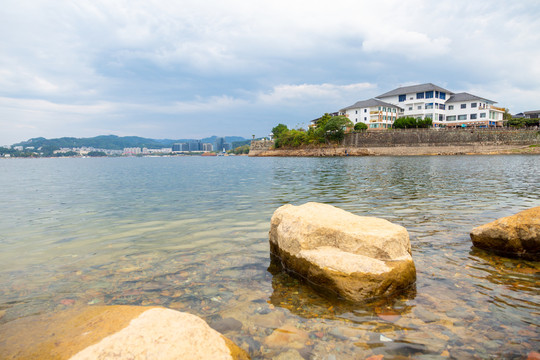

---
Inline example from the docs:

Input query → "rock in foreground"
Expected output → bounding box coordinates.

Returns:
[471,207,540,260]
[0,305,248,360]
[269,202,416,302]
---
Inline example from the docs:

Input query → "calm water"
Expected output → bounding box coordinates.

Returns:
[0,156,538,359]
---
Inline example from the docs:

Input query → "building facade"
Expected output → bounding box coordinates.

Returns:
[341,83,505,129]
[340,99,402,129]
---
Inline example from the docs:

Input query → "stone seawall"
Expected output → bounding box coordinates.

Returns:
[249,139,275,156]
[343,129,540,147]
[249,129,540,157]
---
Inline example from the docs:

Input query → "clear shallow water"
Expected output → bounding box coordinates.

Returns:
[0,156,538,359]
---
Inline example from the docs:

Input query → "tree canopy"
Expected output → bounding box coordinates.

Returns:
[393,116,432,129]
[272,114,353,148]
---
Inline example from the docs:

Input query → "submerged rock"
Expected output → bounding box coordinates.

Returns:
[269,202,416,302]
[470,207,540,260]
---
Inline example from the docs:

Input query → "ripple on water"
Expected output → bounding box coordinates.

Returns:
[0,156,539,359]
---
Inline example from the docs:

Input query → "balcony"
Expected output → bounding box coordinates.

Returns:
[490,105,505,112]
[370,111,380,114]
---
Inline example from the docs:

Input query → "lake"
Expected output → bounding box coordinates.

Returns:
[0,155,538,359]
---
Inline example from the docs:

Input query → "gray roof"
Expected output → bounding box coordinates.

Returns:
[340,98,402,112]
[445,92,495,104]
[523,110,540,114]
[376,83,453,98]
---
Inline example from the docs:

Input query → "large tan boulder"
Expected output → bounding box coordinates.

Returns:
[470,207,540,260]
[269,202,416,302]
[0,305,249,360]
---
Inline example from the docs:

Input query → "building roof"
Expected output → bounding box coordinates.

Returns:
[376,83,454,98]
[340,98,402,112]
[445,92,496,104]
[523,110,540,115]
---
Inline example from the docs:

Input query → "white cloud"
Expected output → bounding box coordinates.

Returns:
[1,0,539,144]
[257,83,376,105]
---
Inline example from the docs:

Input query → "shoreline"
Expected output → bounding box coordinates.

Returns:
[249,144,540,157]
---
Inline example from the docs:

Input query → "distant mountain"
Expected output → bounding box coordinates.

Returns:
[13,135,247,151]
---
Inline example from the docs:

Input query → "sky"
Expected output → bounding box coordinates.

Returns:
[1,0,540,145]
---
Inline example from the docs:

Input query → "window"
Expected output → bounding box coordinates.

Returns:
[383,107,387,112]
[438,104,445,110]
[425,103,434,109]
[439,114,444,121]
[461,104,466,109]
[447,116,456,121]
[364,117,367,121]
[458,115,467,120]
[471,102,477,108]
[440,92,446,100]
[378,106,381,110]
[426,91,434,99]
[448,105,454,110]
[418,106,422,110]
[435,91,439,98]
[355,110,358,114]
[398,94,406,102]
[364,109,367,113]
[417,92,424,99]
[409,107,413,111]
[470,114,477,119]
[480,113,486,118]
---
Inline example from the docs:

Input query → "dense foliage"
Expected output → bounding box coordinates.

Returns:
[230,144,250,154]
[272,114,353,148]
[393,116,433,129]
[505,118,539,128]
[354,122,368,131]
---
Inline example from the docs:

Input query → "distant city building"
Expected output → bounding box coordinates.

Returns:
[123,147,141,155]
[188,140,202,152]
[172,143,189,152]
[215,137,231,152]
[146,148,172,154]
[202,143,213,152]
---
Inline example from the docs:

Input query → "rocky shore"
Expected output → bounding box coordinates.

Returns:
[249,144,540,157]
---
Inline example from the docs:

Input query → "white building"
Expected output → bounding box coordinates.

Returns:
[341,83,505,129]
[340,99,402,129]
[123,147,142,155]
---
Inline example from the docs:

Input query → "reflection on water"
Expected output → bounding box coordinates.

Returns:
[0,156,539,359]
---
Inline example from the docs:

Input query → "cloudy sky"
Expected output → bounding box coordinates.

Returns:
[1,0,539,145]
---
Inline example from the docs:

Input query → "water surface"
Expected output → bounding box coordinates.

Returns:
[0,156,538,359]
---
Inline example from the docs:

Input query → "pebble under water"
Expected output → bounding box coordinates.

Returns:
[0,156,538,359]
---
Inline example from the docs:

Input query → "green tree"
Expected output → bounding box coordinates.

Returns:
[324,116,353,143]
[394,116,432,129]
[354,122,368,131]
[271,124,289,138]
[87,151,107,157]
[503,108,512,120]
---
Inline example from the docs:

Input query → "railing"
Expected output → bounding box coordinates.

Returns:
[490,105,506,112]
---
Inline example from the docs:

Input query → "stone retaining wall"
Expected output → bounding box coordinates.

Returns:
[343,129,540,148]
[249,129,540,156]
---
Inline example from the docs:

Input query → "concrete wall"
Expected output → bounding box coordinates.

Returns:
[343,129,540,148]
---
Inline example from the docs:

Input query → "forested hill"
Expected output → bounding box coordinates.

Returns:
[13,135,246,150]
